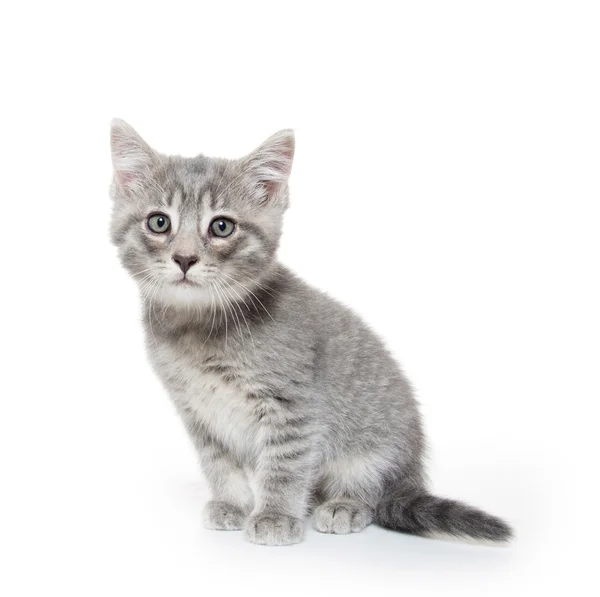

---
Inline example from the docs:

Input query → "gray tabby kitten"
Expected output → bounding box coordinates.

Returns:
[109,120,512,546]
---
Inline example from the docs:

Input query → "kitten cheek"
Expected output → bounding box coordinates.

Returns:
[209,240,236,260]
[140,234,170,257]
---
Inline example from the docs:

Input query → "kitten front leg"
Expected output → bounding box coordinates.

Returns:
[180,411,253,530]
[246,417,315,546]
[200,441,253,531]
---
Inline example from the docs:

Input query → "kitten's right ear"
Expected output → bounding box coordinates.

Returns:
[110,119,158,197]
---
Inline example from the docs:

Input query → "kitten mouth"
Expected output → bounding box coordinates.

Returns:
[176,278,198,287]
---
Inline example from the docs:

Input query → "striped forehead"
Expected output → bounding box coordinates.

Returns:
[159,160,232,212]
[158,182,207,216]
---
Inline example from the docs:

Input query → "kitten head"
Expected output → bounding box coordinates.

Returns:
[109,119,294,308]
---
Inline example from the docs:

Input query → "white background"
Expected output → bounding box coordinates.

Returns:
[1,1,599,595]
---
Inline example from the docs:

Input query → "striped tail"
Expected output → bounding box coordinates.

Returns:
[376,485,512,542]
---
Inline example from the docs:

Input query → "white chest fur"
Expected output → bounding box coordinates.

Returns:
[151,340,262,461]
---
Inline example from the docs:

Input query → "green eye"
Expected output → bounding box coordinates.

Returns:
[210,218,235,238]
[147,213,171,233]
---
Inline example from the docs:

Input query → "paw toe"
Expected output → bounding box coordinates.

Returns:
[314,501,373,534]
[246,513,304,546]
[203,501,246,531]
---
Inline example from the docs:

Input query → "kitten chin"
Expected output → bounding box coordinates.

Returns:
[152,282,215,308]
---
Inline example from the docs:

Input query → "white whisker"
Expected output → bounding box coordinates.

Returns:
[220,272,276,323]
[215,279,244,346]
[221,279,256,349]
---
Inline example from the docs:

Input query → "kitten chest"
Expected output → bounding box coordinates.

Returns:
[151,339,262,461]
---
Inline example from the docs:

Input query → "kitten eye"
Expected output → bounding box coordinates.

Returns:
[210,217,235,238]
[147,213,171,233]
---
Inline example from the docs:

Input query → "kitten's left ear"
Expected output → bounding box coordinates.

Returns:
[243,129,295,204]
[110,119,158,197]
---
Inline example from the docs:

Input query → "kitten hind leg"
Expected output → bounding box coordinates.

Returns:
[313,453,386,534]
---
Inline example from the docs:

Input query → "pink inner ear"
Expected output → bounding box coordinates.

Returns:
[279,147,294,175]
[110,120,156,194]
[261,153,292,200]
[114,167,141,196]
[116,170,136,186]
[263,180,279,199]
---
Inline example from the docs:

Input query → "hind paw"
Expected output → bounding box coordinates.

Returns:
[313,500,374,534]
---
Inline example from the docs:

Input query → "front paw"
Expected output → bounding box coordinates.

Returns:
[246,512,304,546]
[203,501,247,531]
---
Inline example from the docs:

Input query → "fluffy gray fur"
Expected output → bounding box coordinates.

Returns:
[109,120,512,546]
